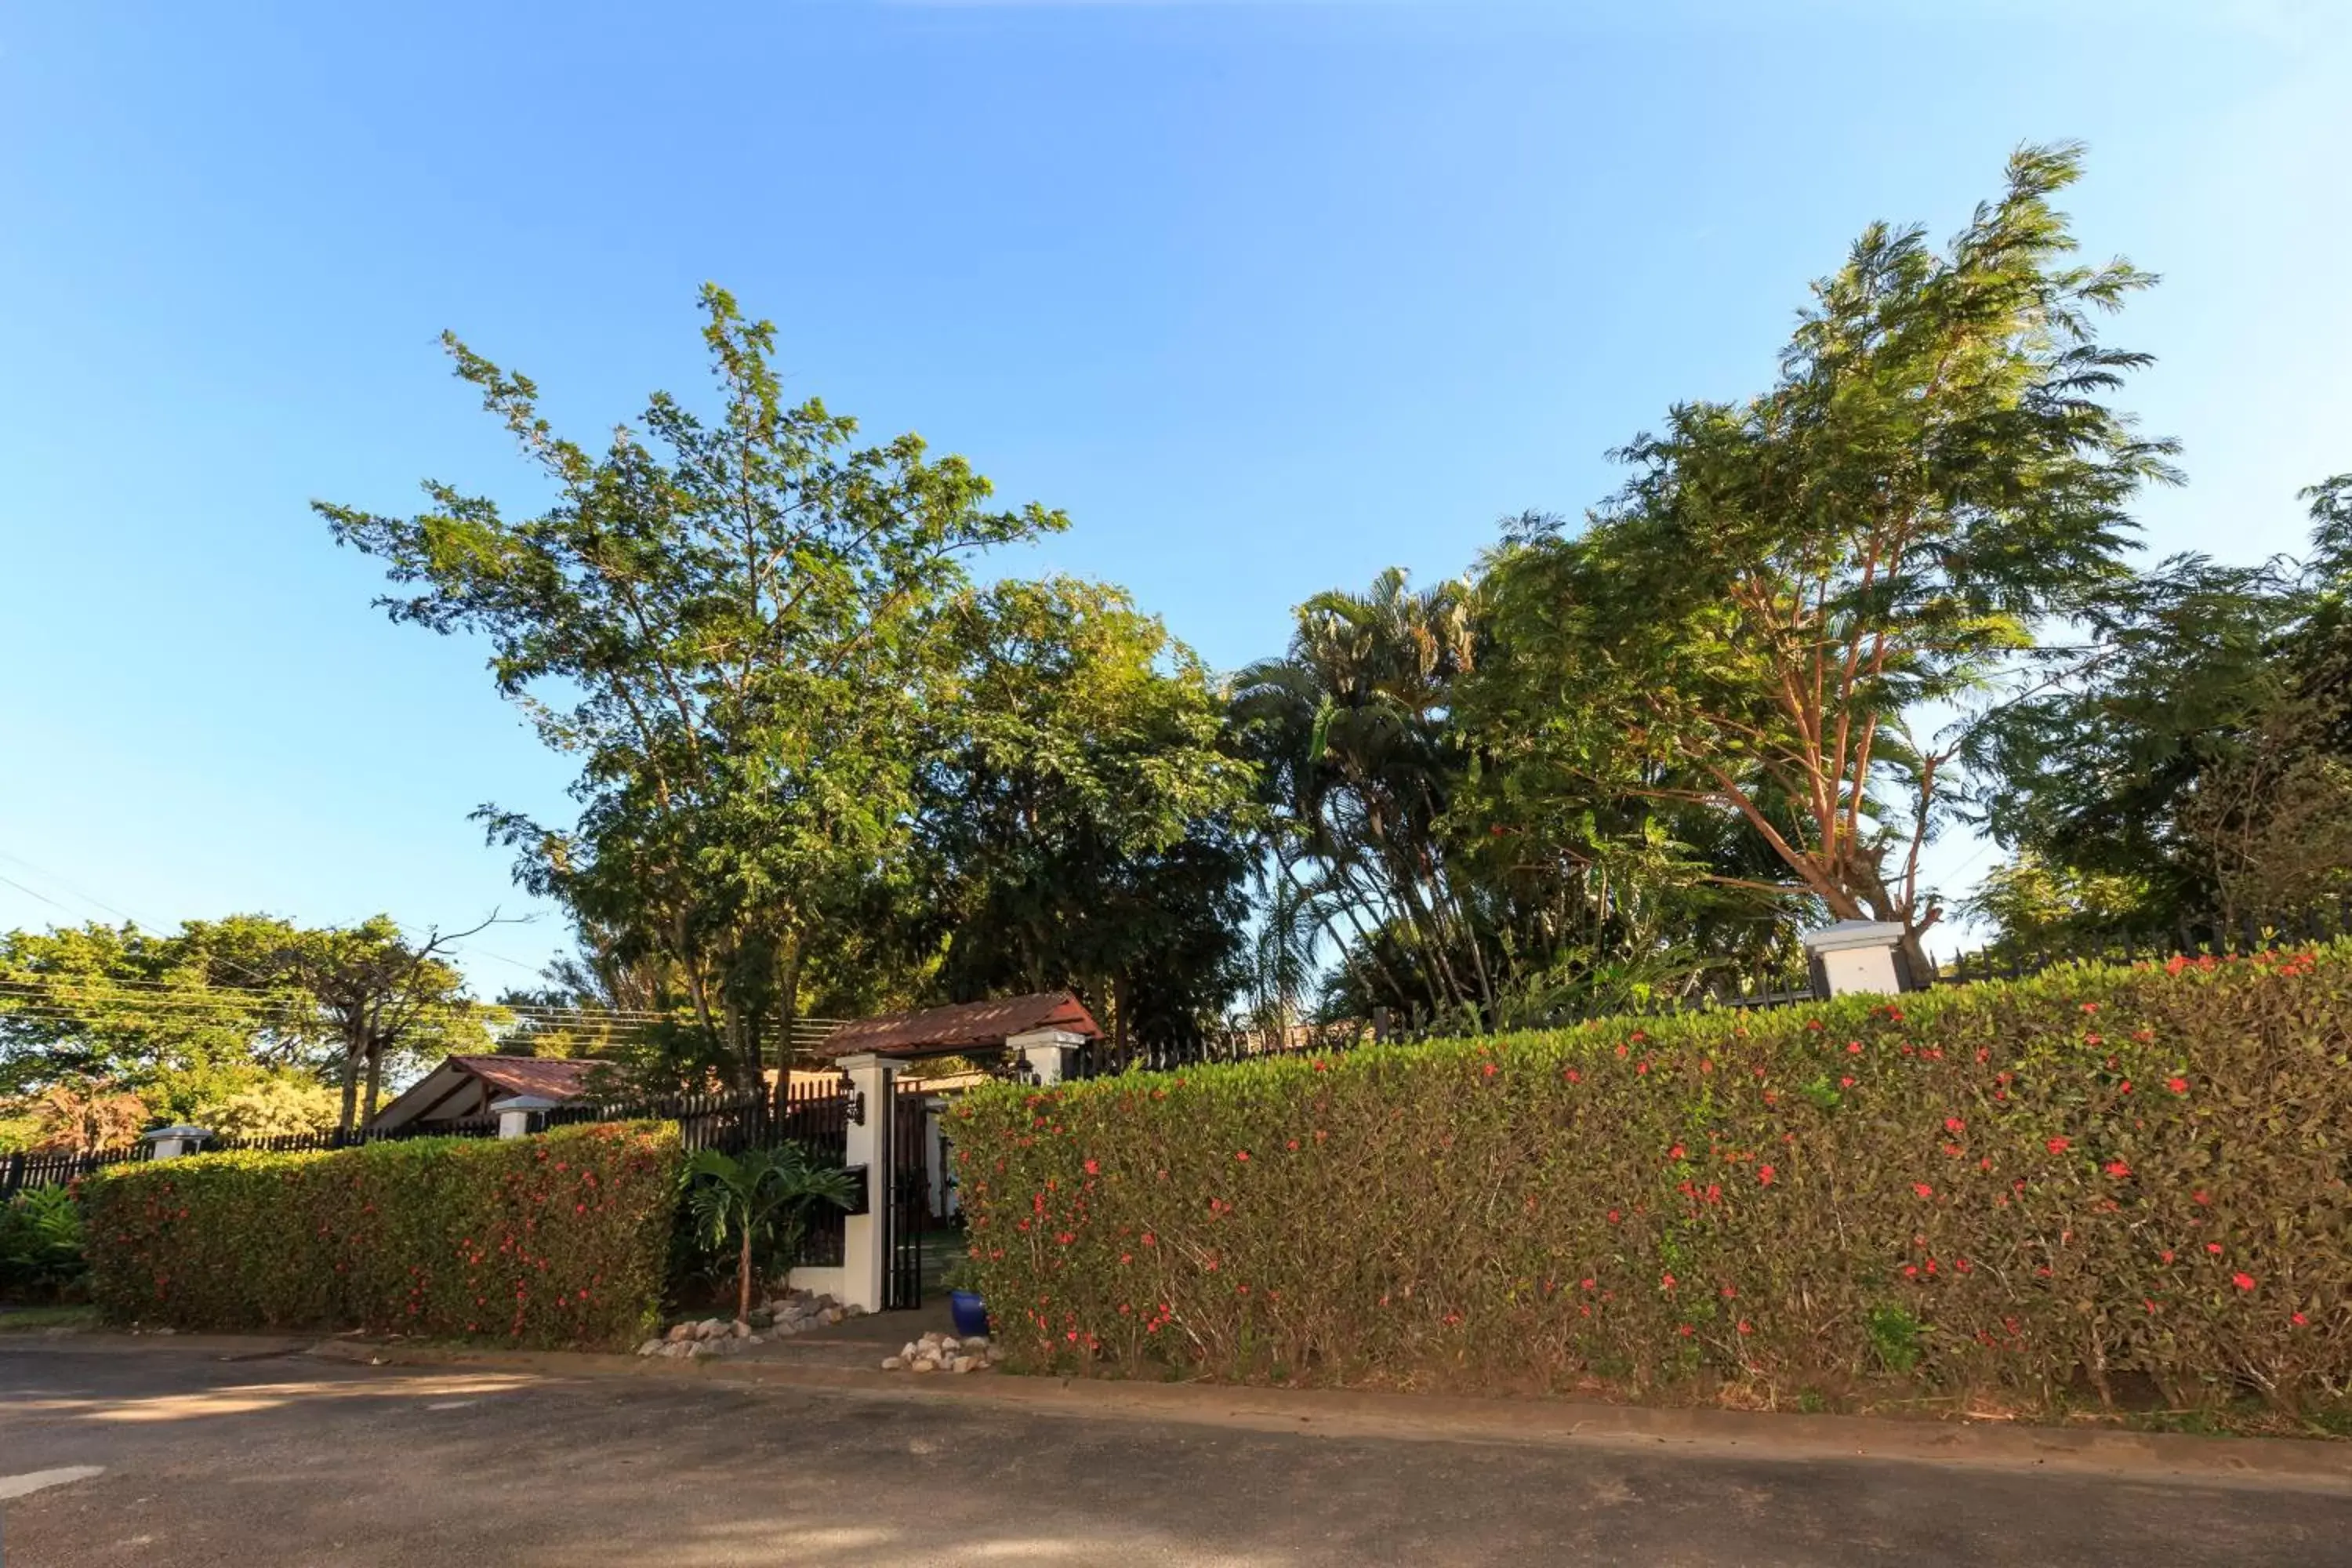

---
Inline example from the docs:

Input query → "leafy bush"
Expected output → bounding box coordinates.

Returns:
[678,1144,857,1321]
[80,1122,681,1346]
[954,946,2352,1417]
[0,1186,86,1300]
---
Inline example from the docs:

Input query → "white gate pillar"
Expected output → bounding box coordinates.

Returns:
[1802,920,1915,998]
[143,1124,212,1160]
[838,1053,896,1314]
[1007,1028,1084,1086]
[489,1094,559,1139]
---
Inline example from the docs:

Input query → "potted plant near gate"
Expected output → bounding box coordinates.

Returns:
[941,1256,989,1338]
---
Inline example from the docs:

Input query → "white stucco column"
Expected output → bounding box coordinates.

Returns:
[489,1094,559,1139]
[1007,1028,1084,1086]
[922,1096,949,1219]
[837,1052,895,1314]
[142,1124,212,1160]
[1802,921,1913,998]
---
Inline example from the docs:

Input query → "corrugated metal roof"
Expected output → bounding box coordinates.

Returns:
[819,991,1101,1060]
[445,1054,605,1101]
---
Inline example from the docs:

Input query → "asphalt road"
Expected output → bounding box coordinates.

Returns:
[3,1342,2348,1567]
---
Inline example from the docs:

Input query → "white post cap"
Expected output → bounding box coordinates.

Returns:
[1800,920,1908,955]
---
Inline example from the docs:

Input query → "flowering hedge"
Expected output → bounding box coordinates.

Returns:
[953,947,2352,1417]
[80,1122,681,1347]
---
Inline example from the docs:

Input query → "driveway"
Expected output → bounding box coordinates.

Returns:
[2,1341,2347,1566]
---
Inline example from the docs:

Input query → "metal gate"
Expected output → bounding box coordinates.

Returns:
[881,1079,929,1310]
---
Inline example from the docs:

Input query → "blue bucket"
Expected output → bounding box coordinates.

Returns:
[949,1289,989,1338]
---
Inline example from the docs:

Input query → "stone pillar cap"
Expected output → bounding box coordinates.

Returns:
[143,1123,212,1142]
[1800,920,1908,954]
[488,1094,562,1113]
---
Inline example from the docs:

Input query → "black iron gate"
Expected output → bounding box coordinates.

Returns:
[881,1078,929,1310]
[884,1167,926,1309]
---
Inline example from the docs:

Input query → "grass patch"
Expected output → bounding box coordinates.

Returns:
[0,1303,98,1332]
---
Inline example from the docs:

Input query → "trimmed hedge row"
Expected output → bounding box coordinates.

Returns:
[954,947,2352,1416]
[81,1122,681,1347]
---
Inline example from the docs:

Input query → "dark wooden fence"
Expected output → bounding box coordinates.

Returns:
[1,1143,149,1200]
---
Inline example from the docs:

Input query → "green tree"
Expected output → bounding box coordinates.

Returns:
[1470,143,2177,962]
[0,918,318,1119]
[0,914,485,1135]
[193,1072,342,1140]
[240,915,485,1134]
[1965,470,2352,931]
[1955,854,2154,957]
[1229,568,1487,1019]
[680,1144,856,1323]
[322,285,1065,1087]
[910,577,1256,1059]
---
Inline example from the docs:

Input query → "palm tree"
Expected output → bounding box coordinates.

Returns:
[1231,568,1488,1018]
[681,1144,857,1323]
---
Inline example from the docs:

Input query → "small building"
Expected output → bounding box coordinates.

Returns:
[818,990,1102,1066]
[370,1055,606,1131]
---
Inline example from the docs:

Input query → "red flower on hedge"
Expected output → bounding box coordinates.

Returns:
[2207,1242,2223,1254]
[2103,1161,2131,1179]
[1083,1160,1099,1175]
[1668,1144,1686,1160]
[1757,1164,1775,1185]
[2233,1273,2256,1291]
[2166,1077,2188,1094]
[1913,1183,1933,1199]
[2046,1137,2070,1153]
[1944,1117,1965,1134]
[1235,1150,1249,1162]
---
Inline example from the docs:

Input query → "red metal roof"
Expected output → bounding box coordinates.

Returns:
[444,1054,604,1101]
[820,991,1101,1060]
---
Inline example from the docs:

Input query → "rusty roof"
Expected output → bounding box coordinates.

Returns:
[444,1054,605,1101]
[820,991,1101,1060]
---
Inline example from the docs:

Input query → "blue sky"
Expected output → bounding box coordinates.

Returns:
[3,1,2347,986]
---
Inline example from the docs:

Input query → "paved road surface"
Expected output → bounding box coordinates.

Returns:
[3,1342,2347,1566]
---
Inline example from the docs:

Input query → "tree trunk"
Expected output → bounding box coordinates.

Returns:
[336,1036,361,1137]
[361,1044,386,1127]
[738,1223,754,1323]
[771,931,804,1080]
[1112,971,1131,1073]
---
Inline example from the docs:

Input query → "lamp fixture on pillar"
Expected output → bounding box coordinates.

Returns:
[841,1067,866,1127]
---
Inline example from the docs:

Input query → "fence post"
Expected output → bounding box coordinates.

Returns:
[1007,1028,1083,1086]
[141,1124,213,1160]
[490,1095,558,1139]
[1800,921,1913,998]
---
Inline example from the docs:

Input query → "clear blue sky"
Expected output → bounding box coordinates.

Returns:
[4,1,2347,986]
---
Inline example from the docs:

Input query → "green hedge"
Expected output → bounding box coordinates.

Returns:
[954,947,2352,1417]
[81,1122,681,1347]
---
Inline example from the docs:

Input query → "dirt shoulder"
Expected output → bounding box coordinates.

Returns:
[22,1326,2349,1496]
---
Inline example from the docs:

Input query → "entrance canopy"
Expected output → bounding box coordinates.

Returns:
[819,990,1101,1063]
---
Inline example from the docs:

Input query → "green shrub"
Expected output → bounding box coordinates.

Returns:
[953,946,2352,1417]
[80,1122,681,1347]
[0,1186,87,1300]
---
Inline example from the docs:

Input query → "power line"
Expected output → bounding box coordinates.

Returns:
[0,872,83,919]
[0,971,680,1018]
